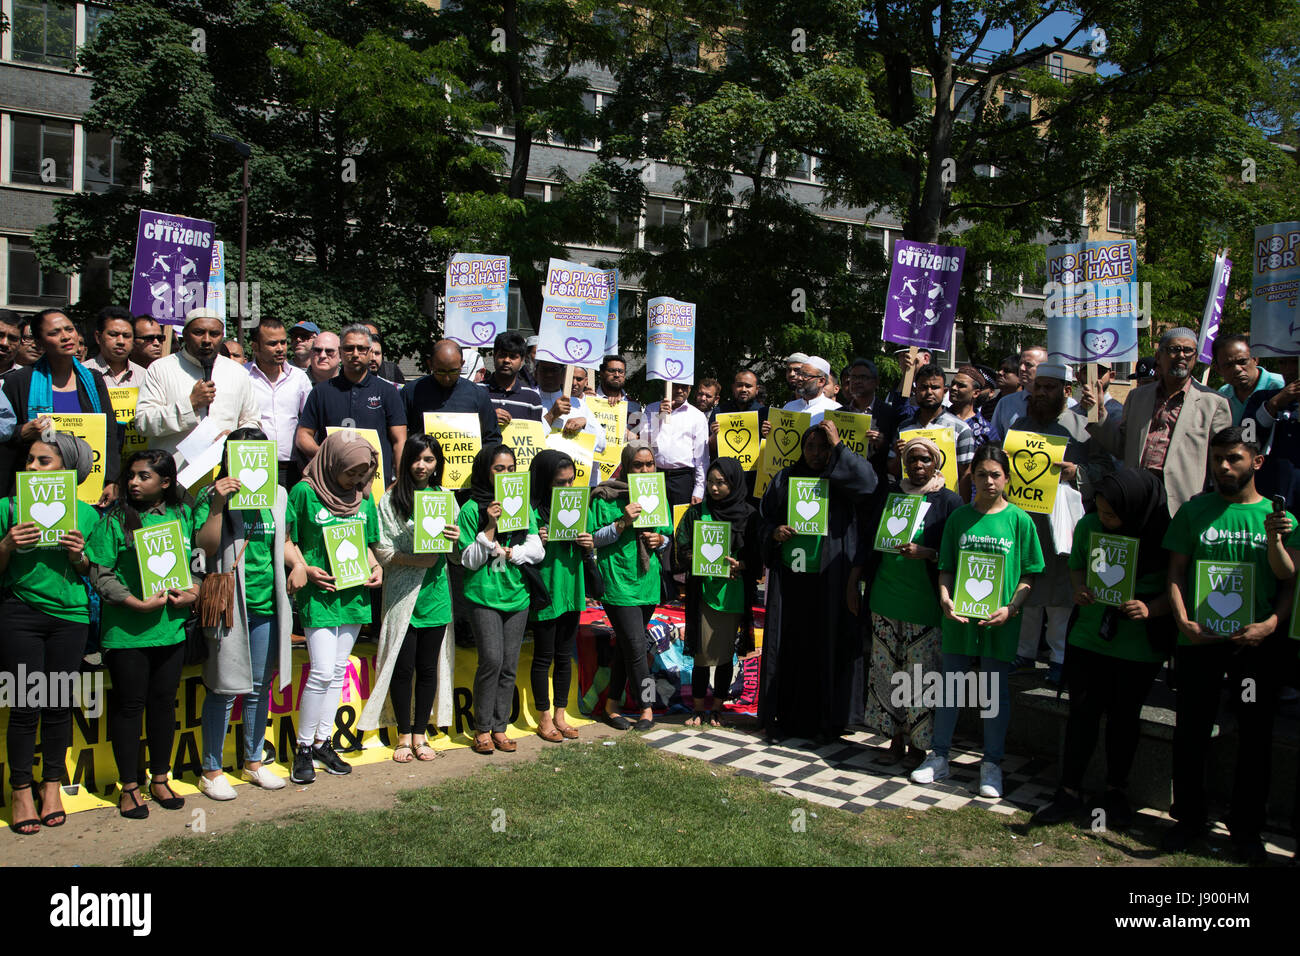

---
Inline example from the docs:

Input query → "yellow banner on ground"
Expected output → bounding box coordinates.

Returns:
[715,410,760,472]
[422,412,481,488]
[546,430,597,486]
[50,413,107,504]
[326,426,388,502]
[1003,429,1069,514]
[106,386,148,461]
[898,426,958,492]
[501,419,548,473]
[824,409,873,460]
[753,408,811,499]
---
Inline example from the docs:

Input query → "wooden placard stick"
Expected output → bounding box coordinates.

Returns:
[1086,362,1099,422]
[899,346,919,398]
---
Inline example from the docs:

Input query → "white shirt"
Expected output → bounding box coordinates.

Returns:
[247,361,313,462]
[136,348,261,468]
[538,389,607,453]
[85,355,148,387]
[639,400,709,499]
[783,394,842,425]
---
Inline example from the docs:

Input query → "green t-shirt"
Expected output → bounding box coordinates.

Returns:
[869,504,940,627]
[590,495,671,607]
[458,498,538,612]
[85,503,194,649]
[699,504,744,615]
[411,560,452,627]
[1066,512,1165,663]
[286,481,379,627]
[0,496,98,623]
[192,491,276,617]
[938,502,1045,661]
[1163,494,1291,646]
[533,505,585,621]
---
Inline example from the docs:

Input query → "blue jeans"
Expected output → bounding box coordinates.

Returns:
[931,653,1013,766]
[201,614,277,772]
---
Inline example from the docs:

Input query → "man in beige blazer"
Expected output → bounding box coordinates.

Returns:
[1078,327,1231,515]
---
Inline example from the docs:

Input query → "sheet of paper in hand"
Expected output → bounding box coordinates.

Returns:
[226,440,277,510]
[873,493,926,553]
[1087,532,1138,606]
[1194,560,1254,636]
[16,470,77,547]
[786,477,829,536]
[413,489,455,554]
[134,520,193,597]
[692,519,731,578]
[493,472,530,534]
[629,472,670,528]
[547,486,589,542]
[323,521,369,590]
[953,550,1004,620]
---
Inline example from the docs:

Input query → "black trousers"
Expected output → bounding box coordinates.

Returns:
[1,599,88,788]
[605,604,655,711]
[663,467,695,507]
[531,610,580,712]
[1060,645,1161,793]
[389,624,447,734]
[692,662,734,706]
[106,642,186,785]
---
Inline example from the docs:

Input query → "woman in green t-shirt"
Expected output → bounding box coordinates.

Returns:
[529,449,594,743]
[0,432,98,834]
[85,449,198,819]
[361,434,460,763]
[911,444,1044,799]
[459,444,545,755]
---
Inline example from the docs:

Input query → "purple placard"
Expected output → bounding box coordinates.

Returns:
[882,239,966,352]
[1197,253,1233,365]
[129,209,216,326]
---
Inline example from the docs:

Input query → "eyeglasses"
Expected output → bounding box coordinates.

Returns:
[1163,346,1196,357]
[341,344,369,353]
[311,347,338,356]
[138,334,165,343]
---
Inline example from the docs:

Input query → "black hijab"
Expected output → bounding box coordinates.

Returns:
[790,424,836,478]
[468,443,523,544]
[1093,468,1169,577]
[704,456,755,551]
[529,449,575,525]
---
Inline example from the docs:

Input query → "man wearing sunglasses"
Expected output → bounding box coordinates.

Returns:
[307,331,341,384]
[131,316,166,368]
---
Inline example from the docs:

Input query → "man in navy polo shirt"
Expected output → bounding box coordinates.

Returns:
[403,338,501,446]
[296,323,407,482]
[484,331,544,424]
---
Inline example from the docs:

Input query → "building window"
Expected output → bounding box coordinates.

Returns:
[7,239,71,307]
[10,115,75,188]
[523,180,546,202]
[913,74,932,100]
[84,4,113,45]
[11,1,76,66]
[644,197,684,252]
[1004,92,1031,120]
[688,207,728,248]
[1108,188,1138,233]
[506,286,533,332]
[81,254,113,301]
[83,131,137,192]
[849,226,885,276]
[954,82,978,123]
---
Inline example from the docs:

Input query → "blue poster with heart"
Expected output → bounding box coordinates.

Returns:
[1044,239,1139,364]
[444,253,510,348]
[645,296,696,384]
[1249,222,1300,357]
[536,258,612,367]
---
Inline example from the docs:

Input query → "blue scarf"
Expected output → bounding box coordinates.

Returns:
[28,356,103,416]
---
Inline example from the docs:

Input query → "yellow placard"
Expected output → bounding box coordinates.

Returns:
[325,426,388,503]
[500,419,548,473]
[753,408,812,499]
[545,430,596,486]
[898,426,959,492]
[50,413,107,504]
[422,412,481,489]
[824,409,873,460]
[587,400,627,473]
[107,386,148,461]
[715,410,760,472]
[1003,429,1069,514]
[672,502,689,532]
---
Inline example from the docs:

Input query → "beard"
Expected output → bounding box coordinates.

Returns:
[1214,469,1255,495]
[1167,363,1190,380]
[1028,395,1066,421]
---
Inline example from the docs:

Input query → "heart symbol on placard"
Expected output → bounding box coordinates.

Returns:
[772,427,800,457]
[334,538,360,563]
[886,515,909,537]
[795,499,821,521]
[147,552,176,578]
[564,337,592,362]
[1207,591,1242,619]
[1082,328,1118,357]
[1011,449,1052,485]
[30,501,66,529]
[723,427,751,454]
[663,358,683,379]
[557,508,580,528]
[422,516,446,539]
[238,467,269,493]
[471,321,495,344]
[1097,563,1125,587]
[637,494,660,515]
[700,543,724,563]
[502,495,523,517]
[963,578,994,602]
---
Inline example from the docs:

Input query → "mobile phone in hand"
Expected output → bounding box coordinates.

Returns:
[1272,495,1286,514]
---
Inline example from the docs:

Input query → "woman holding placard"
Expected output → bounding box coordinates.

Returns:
[193,427,306,800]
[460,443,546,754]
[85,449,198,819]
[591,441,673,731]
[850,436,963,769]
[910,444,1044,799]
[528,449,594,742]
[673,456,761,728]
[0,432,97,833]
[286,431,383,784]
[361,434,459,763]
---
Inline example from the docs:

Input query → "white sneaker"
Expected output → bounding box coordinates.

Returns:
[910,753,950,785]
[241,765,286,790]
[198,773,237,801]
[979,762,1003,798]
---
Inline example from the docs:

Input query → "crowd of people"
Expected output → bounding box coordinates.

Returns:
[0,304,1297,866]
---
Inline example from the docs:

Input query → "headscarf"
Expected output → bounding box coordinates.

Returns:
[468,443,514,509]
[302,431,377,517]
[529,449,575,525]
[1093,468,1169,577]
[790,425,835,478]
[49,430,94,485]
[703,456,754,551]
[899,436,948,495]
[955,364,987,390]
[593,440,653,500]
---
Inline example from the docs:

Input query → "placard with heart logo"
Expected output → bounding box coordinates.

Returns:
[645,295,696,386]
[226,440,279,510]
[323,521,370,589]
[1086,532,1139,606]
[1003,430,1069,515]
[691,519,731,578]
[629,472,671,528]
[753,409,813,501]
[872,493,926,554]
[897,426,958,493]
[952,550,1005,620]
[546,486,590,542]
[535,257,610,370]
[787,477,829,536]
[17,470,77,547]
[414,489,456,553]
[444,252,510,350]
[493,472,530,534]
[1194,560,1254,636]
[133,519,194,597]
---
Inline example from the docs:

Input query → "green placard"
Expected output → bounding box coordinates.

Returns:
[1194,559,1254,637]
[873,493,925,553]
[952,549,1004,620]
[494,472,530,534]
[1086,532,1139,606]
[16,470,77,548]
[323,521,369,590]
[413,489,455,554]
[547,486,589,542]
[692,519,731,578]
[227,440,278,510]
[629,472,670,528]
[787,477,829,536]
[133,520,194,597]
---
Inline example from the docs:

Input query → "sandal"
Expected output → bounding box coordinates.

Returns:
[118,784,149,820]
[38,781,66,828]
[536,725,563,742]
[708,709,724,727]
[555,722,580,739]
[685,712,704,727]
[150,778,185,811]
[492,734,517,753]
[471,734,494,755]
[392,743,415,764]
[413,742,437,761]
[8,784,40,835]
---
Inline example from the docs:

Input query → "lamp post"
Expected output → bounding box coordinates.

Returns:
[210,132,251,348]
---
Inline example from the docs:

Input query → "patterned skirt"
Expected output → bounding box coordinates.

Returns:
[862,613,942,750]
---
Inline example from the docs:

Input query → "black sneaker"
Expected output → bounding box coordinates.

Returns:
[1031,788,1084,826]
[312,740,352,775]
[290,747,316,785]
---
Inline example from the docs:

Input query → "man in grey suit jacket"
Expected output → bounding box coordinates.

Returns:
[1078,327,1231,515]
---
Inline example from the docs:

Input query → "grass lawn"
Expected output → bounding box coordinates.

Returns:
[128,736,1233,867]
